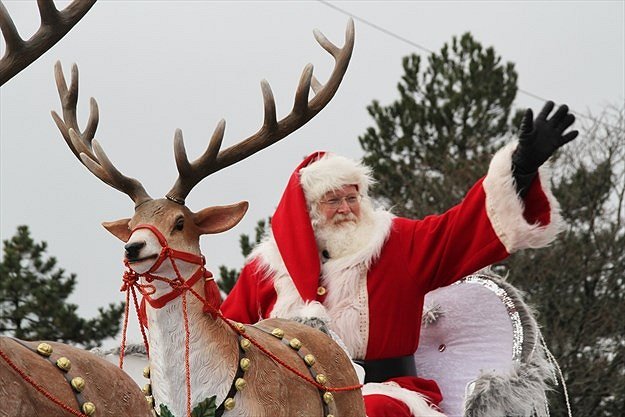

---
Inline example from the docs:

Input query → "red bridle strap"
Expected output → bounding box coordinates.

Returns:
[141,268,209,309]
[123,223,217,316]
[133,224,205,273]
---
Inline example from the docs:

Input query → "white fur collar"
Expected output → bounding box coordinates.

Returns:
[251,209,394,284]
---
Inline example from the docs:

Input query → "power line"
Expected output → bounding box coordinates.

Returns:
[318,0,434,55]
[316,0,618,129]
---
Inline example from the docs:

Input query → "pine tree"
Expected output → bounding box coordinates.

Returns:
[359,32,519,217]
[0,225,124,348]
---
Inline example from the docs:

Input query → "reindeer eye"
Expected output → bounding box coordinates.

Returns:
[174,217,184,231]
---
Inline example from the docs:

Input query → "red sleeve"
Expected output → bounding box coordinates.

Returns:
[221,259,263,324]
[397,178,510,292]
[522,175,551,225]
[221,257,278,323]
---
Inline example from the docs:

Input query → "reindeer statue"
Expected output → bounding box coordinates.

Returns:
[50,19,365,417]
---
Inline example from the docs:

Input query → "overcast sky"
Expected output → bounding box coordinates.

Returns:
[1,0,623,347]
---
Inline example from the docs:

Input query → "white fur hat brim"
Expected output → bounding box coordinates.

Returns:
[299,153,373,203]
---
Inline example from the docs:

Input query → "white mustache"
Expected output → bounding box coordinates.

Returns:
[332,212,358,225]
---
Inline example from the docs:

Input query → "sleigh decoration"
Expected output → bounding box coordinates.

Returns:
[415,271,568,417]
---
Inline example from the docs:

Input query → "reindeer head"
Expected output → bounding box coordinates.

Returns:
[51,20,354,274]
[104,199,248,275]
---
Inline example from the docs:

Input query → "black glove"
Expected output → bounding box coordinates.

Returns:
[512,101,579,196]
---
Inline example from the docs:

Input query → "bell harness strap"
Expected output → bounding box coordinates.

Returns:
[10,338,89,413]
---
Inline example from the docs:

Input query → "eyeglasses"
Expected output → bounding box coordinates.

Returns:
[319,194,362,209]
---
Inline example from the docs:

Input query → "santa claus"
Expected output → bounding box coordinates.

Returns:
[221,101,578,416]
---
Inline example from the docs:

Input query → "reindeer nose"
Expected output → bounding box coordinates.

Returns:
[124,241,146,260]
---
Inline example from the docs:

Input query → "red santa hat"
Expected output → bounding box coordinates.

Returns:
[271,152,373,302]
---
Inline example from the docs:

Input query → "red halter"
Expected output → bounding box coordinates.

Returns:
[121,224,221,327]
[118,223,223,417]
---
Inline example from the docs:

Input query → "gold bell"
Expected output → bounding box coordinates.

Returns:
[56,357,71,372]
[36,342,53,357]
[234,322,246,333]
[142,383,152,396]
[240,357,251,371]
[323,392,334,404]
[145,396,155,407]
[142,366,150,379]
[224,398,236,411]
[316,374,328,385]
[235,377,247,391]
[271,328,284,339]
[304,354,316,366]
[289,338,302,350]
[82,402,96,416]
[327,415,335,417]
[240,338,251,351]
[70,377,85,392]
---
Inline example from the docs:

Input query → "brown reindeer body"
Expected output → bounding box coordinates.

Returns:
[238,318,364,416]
[0,337,152,417]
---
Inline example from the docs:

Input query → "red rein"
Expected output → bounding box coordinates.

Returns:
[119,224,362,417]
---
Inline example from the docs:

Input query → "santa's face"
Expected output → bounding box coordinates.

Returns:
[318,185,361,224]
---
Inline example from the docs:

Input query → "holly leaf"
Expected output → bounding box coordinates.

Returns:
[159,404,176,417]
[191,396,217,417]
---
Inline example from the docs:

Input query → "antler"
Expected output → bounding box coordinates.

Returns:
[51,61,152,206]
[165,19,355,204]
[0,0,97,86]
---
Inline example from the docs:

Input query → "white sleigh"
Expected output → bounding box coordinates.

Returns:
[415,271,560,417]
[99,271,563,417]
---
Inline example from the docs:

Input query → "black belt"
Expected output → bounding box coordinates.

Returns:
[354,355,417,383]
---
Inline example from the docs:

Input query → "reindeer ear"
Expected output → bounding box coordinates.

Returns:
[102,218,132,242]
[193,201,249,235]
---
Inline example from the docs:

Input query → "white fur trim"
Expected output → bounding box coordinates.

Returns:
[298,300,332,322]
[251,209,394,359]
[483,141,564,253]
[363,382,446,417]
[320,209,393,358]
[299,153,374,203]
[320,209,393,272]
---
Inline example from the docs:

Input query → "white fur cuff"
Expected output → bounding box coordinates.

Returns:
[482,141,564,253]
[296,301,331,322]
[363,382,446,416]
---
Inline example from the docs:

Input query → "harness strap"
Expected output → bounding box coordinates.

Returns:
[132,223,205,274]
[141,268,207,309]
[10,338,88,412]
[214,333,247,417]
[255,325,332,416]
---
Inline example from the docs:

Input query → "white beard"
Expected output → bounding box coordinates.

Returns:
[313,200,377,259]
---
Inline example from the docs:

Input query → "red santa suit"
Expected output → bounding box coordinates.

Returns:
[221,143,562,416]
